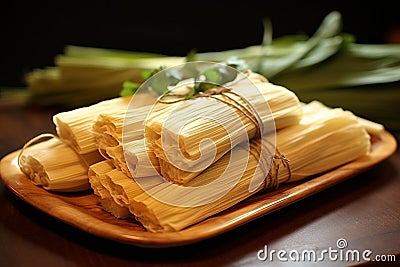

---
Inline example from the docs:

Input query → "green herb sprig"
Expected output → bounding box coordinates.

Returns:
[120,60,246,100]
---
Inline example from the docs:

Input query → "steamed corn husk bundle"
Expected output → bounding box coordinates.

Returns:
[88,160,163,218]
[19,135,102,192]
[106,139,160,178]
[130,143,273,232]
[100,169,163,208]
[144,71,303,184]
[110,101,371,232]
[92,103,166,177]
[275,101,372,182]
[123,139,160,177]
[91,107,146,174]
[91,110,127,153]
[88,160,131,218]
[99,198,131,219]
[53,92,156,155]
[88,159,115,197]
[53,96,132,154]
[92,104,151,152]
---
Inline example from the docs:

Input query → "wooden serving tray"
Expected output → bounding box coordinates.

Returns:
[0,130,397,248]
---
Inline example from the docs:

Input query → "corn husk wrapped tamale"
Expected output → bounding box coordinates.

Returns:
[88,160,131,218]
[105,139,161,178]
[144,71,303,184]
[125,101,372,232]
[88,159,115,197]
[53,93,156,155]
[88,160,163,218]
[92,104,165,177]
[123,139,160,177]
[91,106,148,174]
[275,101,372,182]
[92,105,152,153]
[53,96,131,154]
[19,135,102,192]
[101,169,163,207]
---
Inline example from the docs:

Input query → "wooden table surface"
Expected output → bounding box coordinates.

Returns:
[0,103,399,267]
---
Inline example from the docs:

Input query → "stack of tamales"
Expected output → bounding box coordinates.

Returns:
[86,100,372,232]
[18,93,156,192]
[143,71,303,184]
[18,70,376,232]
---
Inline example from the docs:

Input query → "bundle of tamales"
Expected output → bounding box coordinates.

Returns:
[91,70,303,182]
[143,70,303,184]
[17,69,378,233]
[88,101,372,232]
[18,92,157,192]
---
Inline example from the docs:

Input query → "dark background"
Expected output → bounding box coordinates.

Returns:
[1,0,399,87]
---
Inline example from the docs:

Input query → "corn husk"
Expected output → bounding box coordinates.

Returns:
[101,169,163,207]
[127,101,371,232]
[88,160,163,218]
[123,139,160,177]
[92,102,167,177]
[91,108,144,175]
[99,169,141,207]
[88,160,131,218]
[144,71,303,184]
[88,160,115,197]
[92,104,152,153]
[275,101,372,182]
[99,198,131,219]
[53,93,156,155]
[19,135,102,192]
[104,139,160,178]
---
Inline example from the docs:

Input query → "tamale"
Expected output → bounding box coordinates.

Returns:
[275,101,372,181]
[88,160,115,197]
[99,198,131,219]
[92,105,151,152]
[123,139,160,177]
[99,169,139,207]
[54,92,156,155]
[19,134,102,192]
[104,139,159,178]
[99,168,163,208]
[128,101,371,232]
[91,110,145,176]
[143,71,303,184]
[92,101,167,175]
[88,161,162,219]
[88,160,131,219]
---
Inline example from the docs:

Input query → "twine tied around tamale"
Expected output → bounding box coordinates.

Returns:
[155,71,291,186]
[156,75,264,139]
[247,141,291,190]
[17,133,58,170]
[268,150,291,189]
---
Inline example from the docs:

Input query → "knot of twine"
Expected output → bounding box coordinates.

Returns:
[248,140,291,191]
[266,150,291,190]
